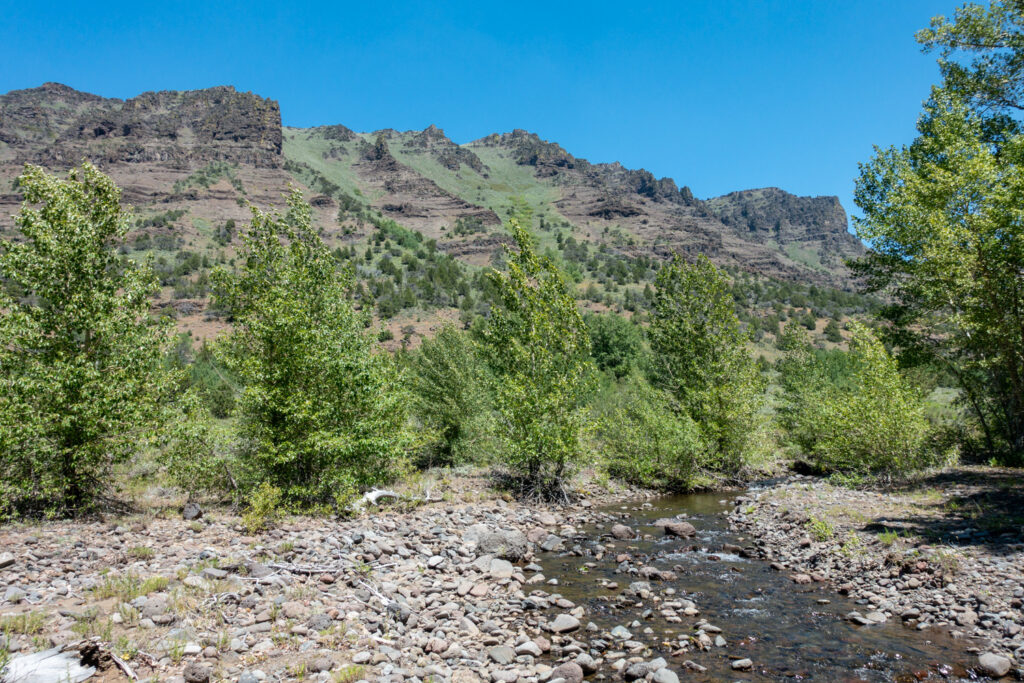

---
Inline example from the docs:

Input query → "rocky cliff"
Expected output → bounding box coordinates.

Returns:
[0,82,863,291]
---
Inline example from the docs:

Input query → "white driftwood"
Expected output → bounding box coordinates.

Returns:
[2,646,95,682]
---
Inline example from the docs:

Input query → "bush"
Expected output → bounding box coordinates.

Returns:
[408,325,494,467]
[598,378,709,490]
[0,164,174,517]
[480,220,595,500]
[212,191,414,509]
[649,255,766,474]
[160,392,237,499]
[585,312,645,378]
[779,323,948,475]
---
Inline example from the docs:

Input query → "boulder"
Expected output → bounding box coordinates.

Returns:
[978,653,1012,678]
[549,614,581,633]
[551,662,584,683]
[464,524,529,560]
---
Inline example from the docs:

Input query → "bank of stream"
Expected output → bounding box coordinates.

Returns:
[539,489,983,681]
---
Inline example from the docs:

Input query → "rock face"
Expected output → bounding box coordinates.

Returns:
[707,187,862,271]
[0,82,283,168]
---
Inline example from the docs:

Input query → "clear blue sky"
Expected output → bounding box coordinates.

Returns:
[1,0,956,221]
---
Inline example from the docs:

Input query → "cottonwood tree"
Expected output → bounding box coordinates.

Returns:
[212,192,413,508]
[0,163,173,517]
[856,2,1024,458]
[480,220,594,500]
[649,255,765,472]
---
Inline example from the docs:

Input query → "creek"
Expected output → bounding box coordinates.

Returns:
[540,490,982,682]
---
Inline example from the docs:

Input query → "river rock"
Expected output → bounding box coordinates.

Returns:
[464,524,529,560]
[732,658,753,670]
[611,524,634,540]
[489,558,514,579]
[183,663,210,683]
[978,652,1012,678]
[655,519,696,537]
[488,645,515,665]
[652,669,679,683]
[551,662,584,683]
[549,613,581,633]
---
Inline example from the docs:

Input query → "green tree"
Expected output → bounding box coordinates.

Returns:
[824,318,843,344]
[585,312,645,378]
[649,255,765,472]
[0,163,173,517]
[212,191,413,508]
[480,220,595,500]
[855,2,1024,460]
[779,323,942,475]
[918,1,1024,115]
[408,324,494,467]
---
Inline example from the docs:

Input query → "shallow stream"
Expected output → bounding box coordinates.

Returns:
[541,490,983,681]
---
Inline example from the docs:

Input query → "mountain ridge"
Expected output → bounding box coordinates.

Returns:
[0,83,865,337]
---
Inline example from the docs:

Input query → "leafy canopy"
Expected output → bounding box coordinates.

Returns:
[480,219,595,500]
[212,191,413,508]
[649,255,765,472]
[856,2,1024,458]
[0,163,173,517]
[778,324,941,475]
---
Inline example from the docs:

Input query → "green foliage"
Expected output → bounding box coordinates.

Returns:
[917,1,1024,115]
[806,516,835,542]
[856,2,1024,461]
[597,377,710,490]
[211,191,413,508]
[824,318,843,343]
[242,482,283,534]
[585,312,645,378]
[779,323,946,475]
[0,163,174,518]
[480,220,595,500]
[649,255,766,474]
[160,391,237,499]
[408,325,494,467]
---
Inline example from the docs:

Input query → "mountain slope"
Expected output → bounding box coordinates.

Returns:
[0,83,866,339]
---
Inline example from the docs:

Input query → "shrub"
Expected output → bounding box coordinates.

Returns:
[212,191,414,508]
[160,392,237,499]
[599,378,710,490]
[779,323,947,475]
[0,164,174,518]
[408,325,494,467]
[242,482,283,534]
[479,220,595,500]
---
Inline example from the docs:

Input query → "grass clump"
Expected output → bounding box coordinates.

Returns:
[0,611,47,635]
[91,573,169,601]
[806,516,835,541]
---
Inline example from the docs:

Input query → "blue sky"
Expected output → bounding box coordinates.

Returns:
[1,1,955,221]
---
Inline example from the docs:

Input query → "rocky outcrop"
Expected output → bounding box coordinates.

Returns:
[0,83,283,168]
[708,187,862,253]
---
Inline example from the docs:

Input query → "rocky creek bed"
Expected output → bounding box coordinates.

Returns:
[0,471,1020,682]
